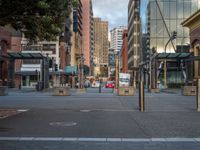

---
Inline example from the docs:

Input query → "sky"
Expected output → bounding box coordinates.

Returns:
[92,0,129,30]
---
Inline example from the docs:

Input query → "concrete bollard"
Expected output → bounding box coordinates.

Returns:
[139,81,145,112]
[0,86,8,96]
[197,79,200,112]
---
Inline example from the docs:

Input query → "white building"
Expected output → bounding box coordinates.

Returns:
[110,26,127,53]
[20,35,60,87]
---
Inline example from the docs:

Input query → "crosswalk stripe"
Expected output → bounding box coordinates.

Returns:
[0,137,199,142]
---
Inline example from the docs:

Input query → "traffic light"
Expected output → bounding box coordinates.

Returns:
[171,31,177,40]
[55,64,58,71]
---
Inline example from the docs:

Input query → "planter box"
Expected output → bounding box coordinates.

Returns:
[149,88,160,93]
[53,87,70,96]
[76,88,86,93]
[0,86,8,96]
[182,86,196,96]
[118,86,136,96]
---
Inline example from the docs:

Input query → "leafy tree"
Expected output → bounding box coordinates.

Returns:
[0,0,72,41]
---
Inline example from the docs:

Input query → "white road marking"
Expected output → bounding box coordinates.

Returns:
[0,137,199,142]
[17,109,29,112]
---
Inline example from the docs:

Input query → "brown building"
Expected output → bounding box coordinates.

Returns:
[81,0,93,70]
[93,17,109,77]
[93,17,109,66]
[0,26,11,86]
[182,10,200,81]
[70,0,83,67]
[0,27,22,87]
[121,29,128,73]
[10,30,22,88]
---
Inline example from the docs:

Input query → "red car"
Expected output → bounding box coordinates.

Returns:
[105,81,115,88]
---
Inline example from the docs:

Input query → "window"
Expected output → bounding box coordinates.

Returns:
[43,44,56,54]
[23,59,40,64]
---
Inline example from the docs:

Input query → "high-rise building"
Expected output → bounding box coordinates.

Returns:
[128,0,140,86]
[93,17,109,66]
[70,0,83,67]
[110,26,127,53]
[81,0,93,73]
[142,0,200,54]
[140,0,200,88]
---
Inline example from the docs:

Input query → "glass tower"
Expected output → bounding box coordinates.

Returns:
[142,0,200,53]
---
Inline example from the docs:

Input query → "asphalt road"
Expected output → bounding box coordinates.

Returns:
[0,88,200,149]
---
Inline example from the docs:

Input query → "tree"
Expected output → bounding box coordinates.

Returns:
[0,0,72,41]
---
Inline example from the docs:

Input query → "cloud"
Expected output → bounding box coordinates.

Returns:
[92,0,129,30]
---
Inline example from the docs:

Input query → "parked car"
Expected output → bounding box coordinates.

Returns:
[91,81,100,88]
[105,81,115,88]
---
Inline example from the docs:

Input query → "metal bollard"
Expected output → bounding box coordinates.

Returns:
[197,79,200,112]
[99,84,101,93]
[139,80,145,112]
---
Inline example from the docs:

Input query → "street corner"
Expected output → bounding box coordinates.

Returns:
[0,109,28,119]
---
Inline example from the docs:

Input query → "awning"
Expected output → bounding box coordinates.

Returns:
[156,53,191,59]
[7,52,45,59]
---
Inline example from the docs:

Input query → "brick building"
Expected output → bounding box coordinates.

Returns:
[120,29,128,73]
[0,27,11,86]
[182,9,200,82]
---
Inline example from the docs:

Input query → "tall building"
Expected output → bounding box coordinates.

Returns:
[93,17,109,77]
[110,26,127,53]
[93,17,109,66]
[142,0,200,54]
[70,0,83,67]
[128,0,140,86]
[140,0,200,88]
[81,0,94,74]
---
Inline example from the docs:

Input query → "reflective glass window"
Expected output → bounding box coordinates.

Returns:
[170,2,177,19]
[150,20,157,37]
[184,0,191,18]
[170,20,177,33]
[164,20,170,37]
[177,0,183,18]
[157,20,164,37]
[163,1,170,19]
[156,1,163,20]
[191,0,198,12]
[150,2,157,19]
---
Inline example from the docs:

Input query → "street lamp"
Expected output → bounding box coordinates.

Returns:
[164,31,177,89]
[115,51,119,89]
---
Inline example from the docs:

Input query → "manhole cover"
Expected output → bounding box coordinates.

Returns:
[49,122,77,127]
[80,110,91,112]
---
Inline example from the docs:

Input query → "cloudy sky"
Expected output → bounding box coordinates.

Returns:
[92,0,129,30]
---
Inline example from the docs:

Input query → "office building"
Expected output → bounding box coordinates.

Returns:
[93,17,109,77]
[110,26,127,53]
[140,0,200,88]
[142,0,200,54]
[128,0,140,86]
[81,0,94,74]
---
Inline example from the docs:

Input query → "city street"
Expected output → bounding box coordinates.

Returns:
[0,88,200,149]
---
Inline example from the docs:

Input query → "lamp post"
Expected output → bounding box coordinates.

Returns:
[164,31,177,89]
[115,52,119,90]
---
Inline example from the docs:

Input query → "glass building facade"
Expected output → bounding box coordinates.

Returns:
[141,0,200,53]
[140,0,200,87]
